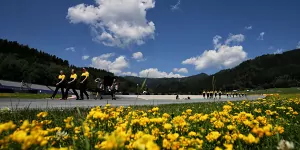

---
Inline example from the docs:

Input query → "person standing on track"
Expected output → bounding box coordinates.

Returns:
[218,90,222,99]
[94,78,104,100]
[64,69,80,100]
[51,70,66,100]
[79,68,89,100]
[110,79,118,100]
[202,90,206,99]
[214,90,217,99]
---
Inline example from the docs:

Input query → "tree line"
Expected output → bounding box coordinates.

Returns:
[1,38,300,94]
[0,39,137,92]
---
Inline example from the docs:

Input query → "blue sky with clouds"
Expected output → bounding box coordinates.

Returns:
[1,0,300,78]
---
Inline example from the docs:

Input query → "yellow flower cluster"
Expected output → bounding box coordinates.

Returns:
[0,95,299,150]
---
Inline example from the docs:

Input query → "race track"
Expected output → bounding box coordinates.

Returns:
[0,95,265,109]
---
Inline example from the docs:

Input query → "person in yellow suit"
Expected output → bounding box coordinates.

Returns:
[218,90,222,99]
[206,91,210,99]
[202,90,206,99]
[79,68,89,100]
[51,70,66,100]
[215,91,217,98]
[64,69,80,100]
[210,91,213,99]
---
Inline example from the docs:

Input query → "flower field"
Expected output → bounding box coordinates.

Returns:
[0,94,300,150]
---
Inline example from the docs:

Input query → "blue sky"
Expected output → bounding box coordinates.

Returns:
[1,0,300,78]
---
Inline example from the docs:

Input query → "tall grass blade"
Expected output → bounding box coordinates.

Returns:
[135,71,149,105]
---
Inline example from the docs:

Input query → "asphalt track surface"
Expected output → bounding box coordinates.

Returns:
[0,95,265,109]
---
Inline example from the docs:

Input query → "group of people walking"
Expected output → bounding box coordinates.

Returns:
[94,78,118,100]
[51,68,89,100]
[202,90,222,99]
[225,92,247,98]
[202,90,247,99]
[51,68,119,100]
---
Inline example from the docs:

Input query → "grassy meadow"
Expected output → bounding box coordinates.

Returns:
[0,94,300,150]
[244,87,300,95]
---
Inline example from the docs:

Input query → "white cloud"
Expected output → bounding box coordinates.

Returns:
[132,52,145,62]
[170,0,181,11]
[213,35,222,49]
[274,49,283,54]
[65,47,75,52]
[297,41,300,49]
[268,46,274,50]
[257,32,265,40]
[173,68,188,74]
[90,54,129,74]
[82,55,90,60]
[139,68,185,78]
[66,0,156,48]
[245,26,252,30]
[225,34,245,45]
[182,34,247,71]
[121,72,138,77]
[98,53,115,59]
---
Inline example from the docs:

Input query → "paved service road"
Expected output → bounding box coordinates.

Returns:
[0,95,264,109]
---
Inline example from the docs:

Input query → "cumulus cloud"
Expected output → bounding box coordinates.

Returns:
[297,41,300,49]
[98,53,115,59]
[173,68,188,74]
[170,0,181,11]
[274,49,283,54]
[121,72,138,77]
[65,47,75,52]
[90,54,129,74]
[225,34,245,45]
[132,52,146,62]
[245,26,252,30]
[139,68,185,78]
[182,34,247,71]
[213,35,222,49]
[82,55,90,60]
[257,32,265,40]
[66,0,156,48]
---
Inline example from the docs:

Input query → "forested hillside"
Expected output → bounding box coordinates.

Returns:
[1,38,300,94]
[0,39,137,92]
[125,73,209,93]
[126,49,300,93]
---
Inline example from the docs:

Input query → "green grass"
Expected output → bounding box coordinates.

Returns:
[243,87,300,95]
[0,93,62,99]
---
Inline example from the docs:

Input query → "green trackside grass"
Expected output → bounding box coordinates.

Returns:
[0,94,300,149]
[244,87,300,95]
[0,93,62,99]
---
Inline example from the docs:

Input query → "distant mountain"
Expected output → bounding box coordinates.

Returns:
[125,73,209,93]
[126,49,300,93]
[1,38,300,94]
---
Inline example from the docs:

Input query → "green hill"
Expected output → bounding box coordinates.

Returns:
[0,39,137,92]
[2,38,300,94]
[125,49,300,93]
[124,73,209,94]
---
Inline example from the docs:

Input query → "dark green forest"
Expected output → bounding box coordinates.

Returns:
[1,39,300,94]
[0,39,137,92]
[125,49,300,94]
